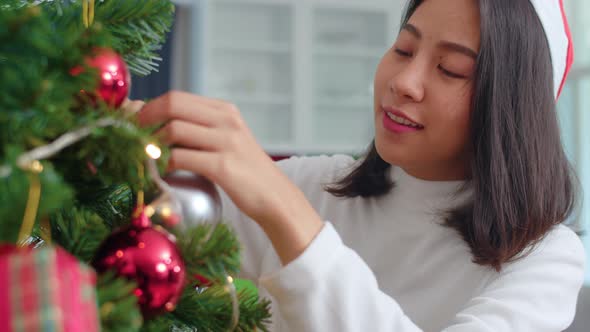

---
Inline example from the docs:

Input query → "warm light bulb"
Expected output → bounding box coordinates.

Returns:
[145,144,162,159]
[144,205,156,217]
[161,206,172,218]
[30,160,44,173]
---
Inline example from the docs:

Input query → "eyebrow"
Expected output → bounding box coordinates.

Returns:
[402,23,478,59]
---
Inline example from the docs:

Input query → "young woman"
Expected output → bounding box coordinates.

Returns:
[135,0,585,330]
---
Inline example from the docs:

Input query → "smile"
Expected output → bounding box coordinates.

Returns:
[385,111,424,129]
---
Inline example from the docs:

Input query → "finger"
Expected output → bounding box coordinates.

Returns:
[137,91,228,128]
[169,91,228,108]
[167,148,220,182]
[121,98,132,109]
[122,99,145,114]
[156,120,224,151]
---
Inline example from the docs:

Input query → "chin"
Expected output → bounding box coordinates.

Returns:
[374,136,400,167]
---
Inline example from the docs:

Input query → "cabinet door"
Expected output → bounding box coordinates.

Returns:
[207,0,295,145]
[310,5,390,151]
[193,0,401,154]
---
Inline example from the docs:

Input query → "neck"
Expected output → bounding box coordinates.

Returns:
[401,160,470,182]
[389,166,472,212]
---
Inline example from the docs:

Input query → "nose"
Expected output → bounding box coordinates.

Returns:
[389,58,426,102]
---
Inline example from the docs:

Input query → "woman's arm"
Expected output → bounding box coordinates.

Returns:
[136,92,585,331]
[443,226,585,331]
[260,222,584,331]
[136,91,323,265]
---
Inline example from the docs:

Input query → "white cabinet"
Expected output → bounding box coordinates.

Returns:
[173,0,404,155]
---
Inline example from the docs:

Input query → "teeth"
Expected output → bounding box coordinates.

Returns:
[386,112,420,128]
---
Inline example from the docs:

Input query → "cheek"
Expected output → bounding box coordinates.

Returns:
[442,84,472,124]
[429,87,473,149]
[450,93,472,130]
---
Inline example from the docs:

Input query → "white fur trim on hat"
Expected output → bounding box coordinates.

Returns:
[529,0,574,99]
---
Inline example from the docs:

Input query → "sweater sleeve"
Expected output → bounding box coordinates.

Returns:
[218,155,345,281]
[217,155,352,280]
[218,185,271,280]
[444,226,586,332]
[259,223,585,332]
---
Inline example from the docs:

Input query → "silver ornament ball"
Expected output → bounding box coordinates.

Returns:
[162,170,222,227]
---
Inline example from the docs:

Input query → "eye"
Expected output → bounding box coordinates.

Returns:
[393,48,412,57]
[437,64,466,79]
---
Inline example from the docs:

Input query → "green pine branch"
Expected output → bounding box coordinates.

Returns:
[169,224,272,331]
[37,0,175,76]
[0,146,74,243]
[0,1,273,330]
[174,223,242,283]
[50,113,162,192]
[0,5,109,149]
[49,207,111,263]
[0,0,24,10]
[80,183,135,229]
[164,285,272,332]
[97,271,144,332]
[95,0,175,76]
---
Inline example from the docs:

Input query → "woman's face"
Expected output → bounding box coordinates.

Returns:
[373,0,480,181]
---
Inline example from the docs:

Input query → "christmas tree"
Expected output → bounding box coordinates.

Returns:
[0,0,271,331]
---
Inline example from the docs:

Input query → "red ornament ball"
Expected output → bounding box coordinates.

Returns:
[92,209,186,318]
[194,274,212,294]
[0,244,22,256]
[194,274,211,287]
[0,237,43,256]
[72,48,131,108]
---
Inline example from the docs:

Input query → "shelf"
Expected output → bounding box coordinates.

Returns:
[212,1,292,46]
[209,52,292,97]
[171,0,197,6]
[263,143,371,156]
[312,106,374,145]
[313,7,388,50]
[192,0,399,154]
[315,97,372,108]
[213,42,291,54]
[238,104,294,143]
[313,46,384,58]
[215,94,292,105]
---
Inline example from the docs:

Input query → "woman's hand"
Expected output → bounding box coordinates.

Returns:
[135,91,324,264]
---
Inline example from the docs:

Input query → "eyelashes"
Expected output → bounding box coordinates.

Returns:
[394,48,412,57]
[437,64,466,79]
[393,48,467,79]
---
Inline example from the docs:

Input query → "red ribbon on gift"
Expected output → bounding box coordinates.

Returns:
[0,246,99,332]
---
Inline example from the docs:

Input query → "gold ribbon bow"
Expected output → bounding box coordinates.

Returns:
[17,161,44,246]
[82,0,95,28]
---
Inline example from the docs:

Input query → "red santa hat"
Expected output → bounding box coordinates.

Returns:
[530,0,574,99]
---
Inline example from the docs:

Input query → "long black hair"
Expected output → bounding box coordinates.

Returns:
[326,0,578,271]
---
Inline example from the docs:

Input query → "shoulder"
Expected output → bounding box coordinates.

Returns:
[521,225,585,267]
[500,225,586,278]
[491,225,586,305]
[546,224,585,256]
[449,225,586,331]
[275,154,357,186]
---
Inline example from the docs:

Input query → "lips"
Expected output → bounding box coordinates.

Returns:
[381,105,424,128]
[385,111,423,128]
[380,105,424,134]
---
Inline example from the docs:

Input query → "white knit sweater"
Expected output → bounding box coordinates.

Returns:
[220,155,586,331]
